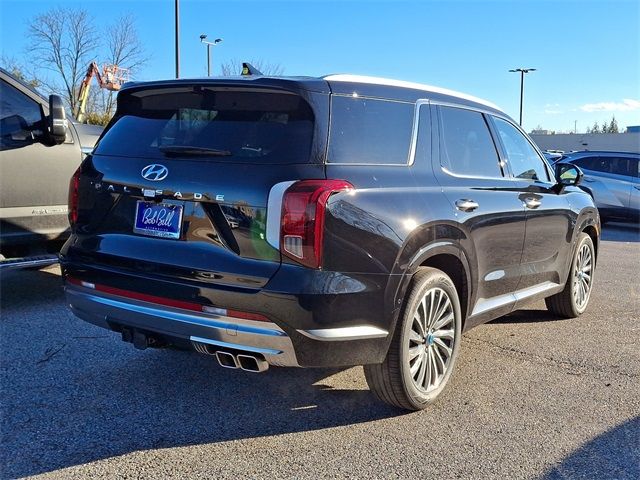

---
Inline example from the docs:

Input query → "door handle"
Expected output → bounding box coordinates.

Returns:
[583,177,596,183]
[634,185,640,191]
[455,199,479,212]
[523,197,542,209]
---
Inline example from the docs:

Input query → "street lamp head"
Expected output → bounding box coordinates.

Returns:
[214,38,223,44]
[199,34,207,41]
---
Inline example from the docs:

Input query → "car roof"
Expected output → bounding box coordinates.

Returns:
[323,74,503,112]
[121,73,505,116]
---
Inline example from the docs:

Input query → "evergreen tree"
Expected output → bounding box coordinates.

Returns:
[608,115,619,133]
[591,121,600,134]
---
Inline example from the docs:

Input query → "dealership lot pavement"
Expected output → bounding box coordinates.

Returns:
[1,224,638,479]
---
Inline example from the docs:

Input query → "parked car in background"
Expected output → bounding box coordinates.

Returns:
[0,67,103,269]
[556,151,639,223]
[543,150,563,163]
[61,73,599,411]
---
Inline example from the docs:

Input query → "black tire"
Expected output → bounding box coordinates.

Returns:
[364,267,462,411]
[545,232,595,318]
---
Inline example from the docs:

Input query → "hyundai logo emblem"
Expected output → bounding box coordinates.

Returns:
[141,164,169,181]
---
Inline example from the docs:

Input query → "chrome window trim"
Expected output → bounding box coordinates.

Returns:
[407,99,430,166]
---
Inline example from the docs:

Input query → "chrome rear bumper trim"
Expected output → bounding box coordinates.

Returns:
[65,285,299,367]
[298,325,388,341]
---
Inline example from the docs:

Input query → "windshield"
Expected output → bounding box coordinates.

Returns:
[94,89,315,164]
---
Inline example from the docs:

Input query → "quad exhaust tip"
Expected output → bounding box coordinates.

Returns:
[192,341,269,373]
[236,353,269,373]
[215,350,239,369]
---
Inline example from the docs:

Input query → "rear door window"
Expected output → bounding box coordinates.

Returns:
[94,89,315,164]
[328,96,414,165]
[438,106,503,178]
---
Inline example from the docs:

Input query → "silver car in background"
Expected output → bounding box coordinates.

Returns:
[557,151,639,223]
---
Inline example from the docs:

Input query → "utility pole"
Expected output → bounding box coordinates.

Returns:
[509,68,536,126]
[574,120,577,134]
[175,0,180,78]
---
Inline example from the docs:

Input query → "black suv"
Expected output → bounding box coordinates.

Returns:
[61,74,599,410]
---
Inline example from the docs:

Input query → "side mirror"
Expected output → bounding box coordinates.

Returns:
[555,163,584,187]
[48,94,67,145]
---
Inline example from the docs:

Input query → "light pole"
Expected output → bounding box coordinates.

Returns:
[175,0,180,78]
[199,35,223,76]
[509,68,536,126]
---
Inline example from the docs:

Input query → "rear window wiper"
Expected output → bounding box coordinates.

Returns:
[158,145,232,157]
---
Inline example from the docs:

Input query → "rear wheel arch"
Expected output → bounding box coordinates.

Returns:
[388,242,471,340]
[418,253,470,330]
[582,224,598,260]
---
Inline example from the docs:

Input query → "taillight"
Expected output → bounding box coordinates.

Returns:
[68,167,81,226]
[280,179,353,269]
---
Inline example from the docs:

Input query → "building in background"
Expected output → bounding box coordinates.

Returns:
[531,130,640,153]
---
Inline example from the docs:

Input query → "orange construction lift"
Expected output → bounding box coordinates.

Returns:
[75,62,129,123]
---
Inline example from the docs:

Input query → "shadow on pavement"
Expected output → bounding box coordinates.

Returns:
[542,416,640,479]
[1,268,403,478]
[489,308,571,325]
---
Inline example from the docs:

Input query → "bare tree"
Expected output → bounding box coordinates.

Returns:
[220,58,285,76]
[0,55,41,88]
[28,8,97,113]
[99,14,149,115]
[27,8,147,124]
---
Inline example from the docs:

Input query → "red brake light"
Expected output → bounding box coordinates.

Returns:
[68,167,81,226]
[280,179,353,268]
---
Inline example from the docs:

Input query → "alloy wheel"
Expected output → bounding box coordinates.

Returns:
[573,242,593,309]
[408,287,456,392]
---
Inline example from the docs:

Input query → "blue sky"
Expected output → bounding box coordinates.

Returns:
[1,0,638,132]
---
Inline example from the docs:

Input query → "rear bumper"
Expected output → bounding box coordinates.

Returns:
[64,265,395,367]
[66,285,300,366]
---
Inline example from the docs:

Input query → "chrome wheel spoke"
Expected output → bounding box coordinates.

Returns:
[429,348,439,385]
[433,328,454,341]
[409,329,423,344]
[410,351,423,376]
[408,345,422,361]
[433,344,446,374]
[416,351,427,386]
[420,296,429,332]
[434,337,452,358]
[432,312,453,331]
[427,289,436,328]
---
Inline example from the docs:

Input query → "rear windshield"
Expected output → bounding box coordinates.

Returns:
[94,88,315,163]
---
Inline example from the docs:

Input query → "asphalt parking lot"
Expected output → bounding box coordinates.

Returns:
[1,224,638,479]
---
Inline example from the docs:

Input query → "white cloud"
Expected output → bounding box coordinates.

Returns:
[542,103,563,114]
[580,99,640,113]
